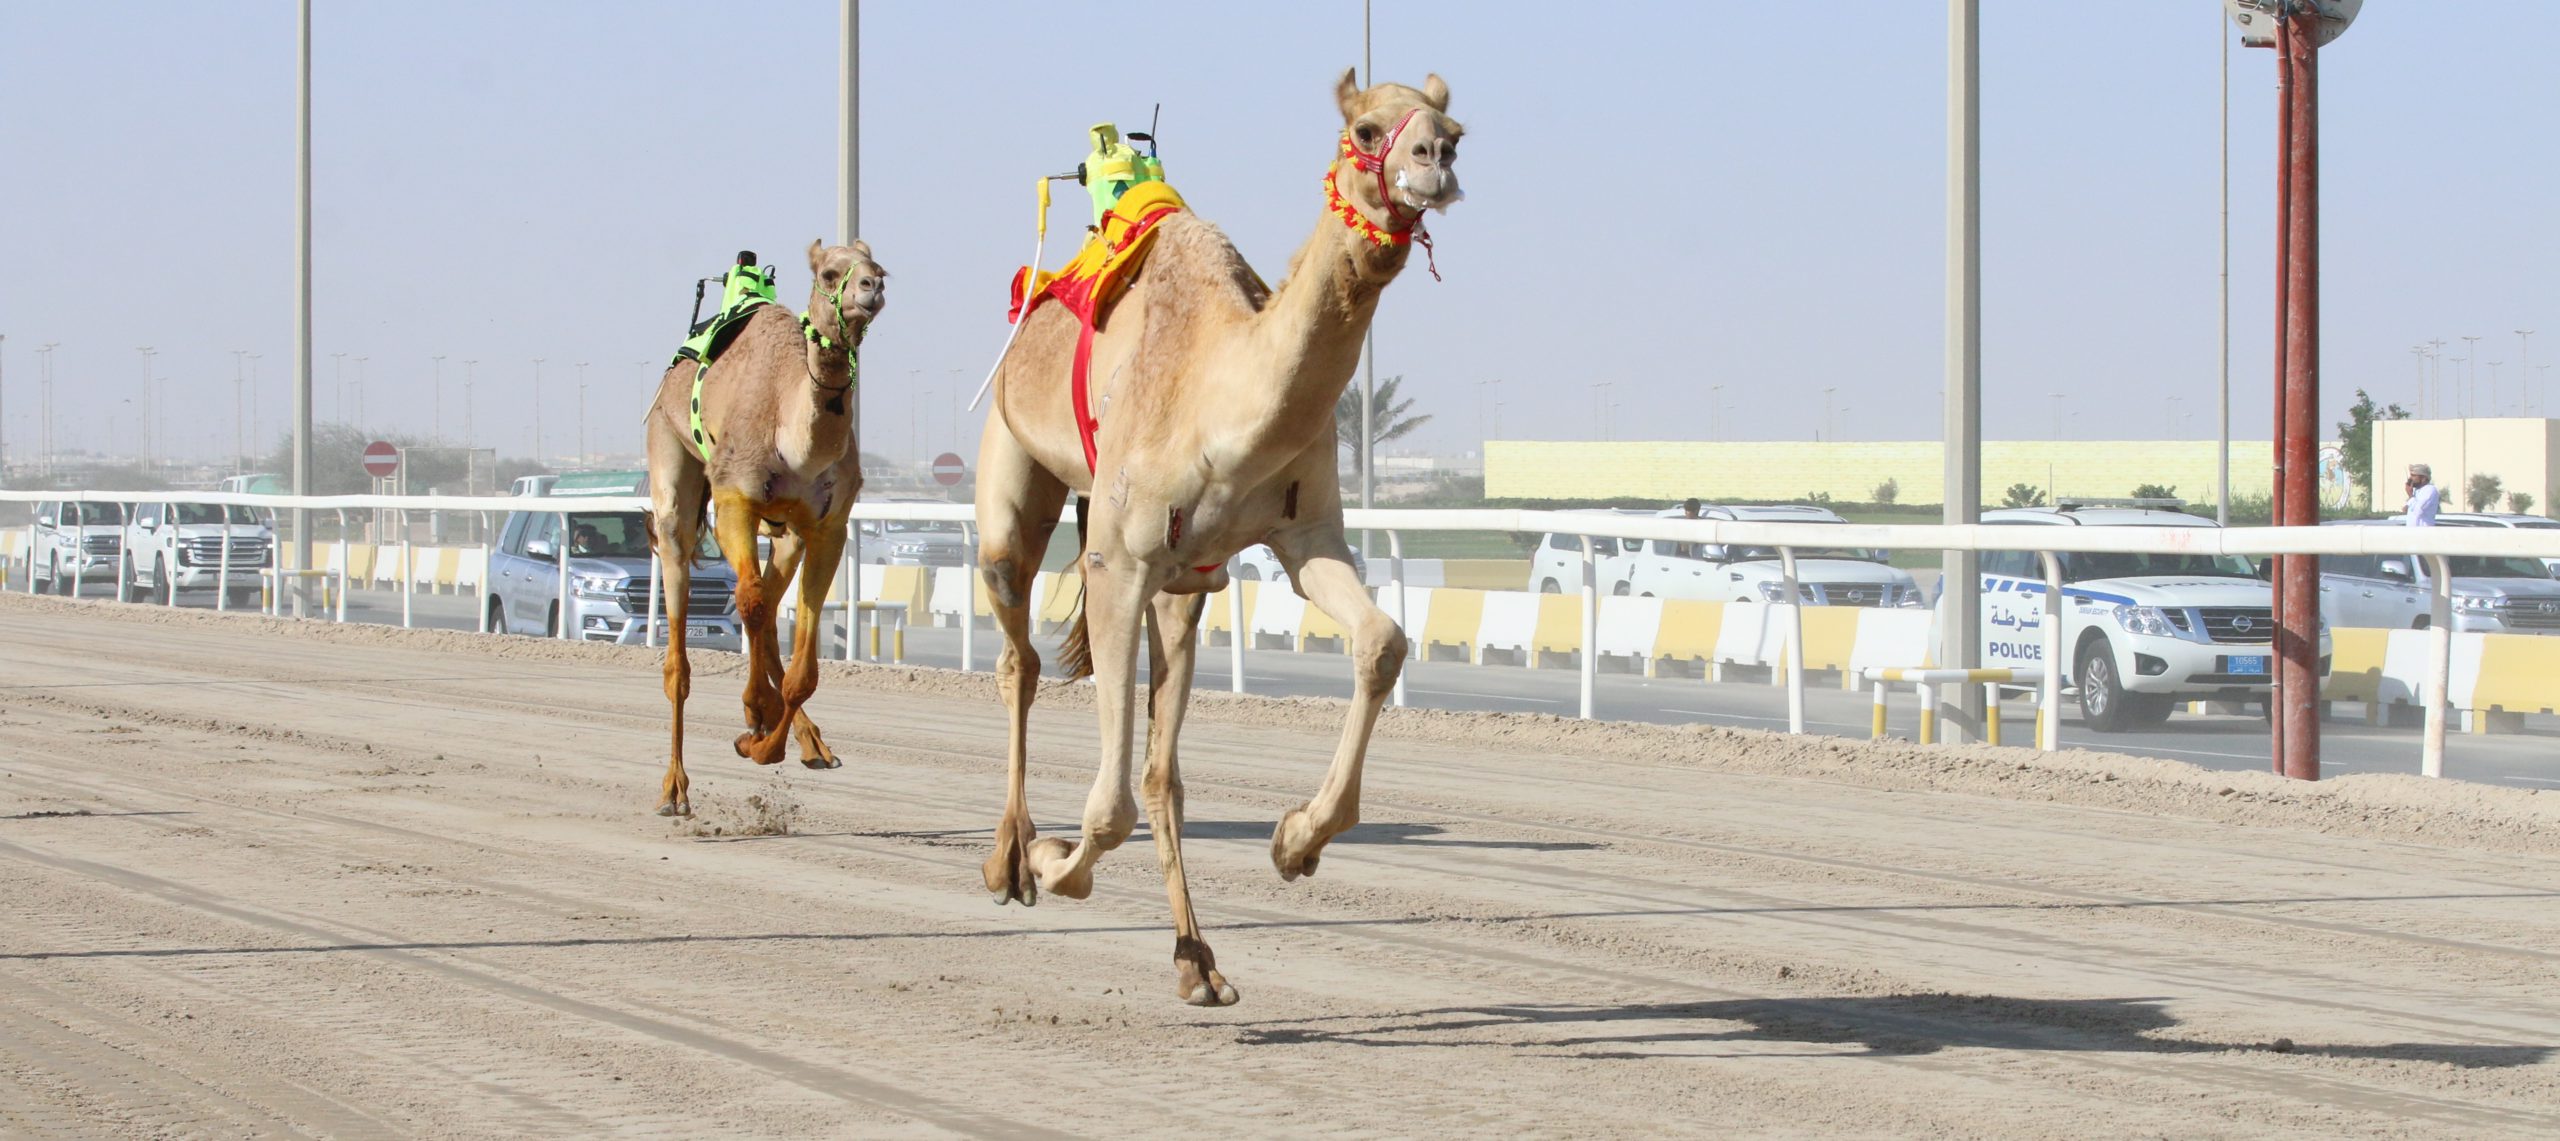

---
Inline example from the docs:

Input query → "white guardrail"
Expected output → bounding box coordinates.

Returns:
[7,489,2559,778]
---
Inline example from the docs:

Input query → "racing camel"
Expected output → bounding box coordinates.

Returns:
[975,70,1462,1004]
[643,240,886,816]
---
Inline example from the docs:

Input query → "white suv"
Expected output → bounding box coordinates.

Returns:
[29,499,127,596]
[2317,518,2560,635]
[1622,504,1922,607]
[1975,503,2327,731]
[1526,509,1652,593]
[124,500,273,606]
[2434,512,2560,577]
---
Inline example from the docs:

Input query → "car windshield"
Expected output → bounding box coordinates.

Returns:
[63,502,127,525]
[2058,551,2257,582]
[1721,545,1888,563]
[565,513,654,558]
[2445,555,2554,580]
[173,504,261,525]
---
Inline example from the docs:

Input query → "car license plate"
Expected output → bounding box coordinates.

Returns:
[691,625,717,637]
[2225,655,2268,676]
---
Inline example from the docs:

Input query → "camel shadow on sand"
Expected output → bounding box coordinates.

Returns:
[1214,994,2556,1067]
[842,819,1600,854]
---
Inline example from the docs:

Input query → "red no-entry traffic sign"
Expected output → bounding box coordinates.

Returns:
[932,452,967,487]
[362,441,399,478]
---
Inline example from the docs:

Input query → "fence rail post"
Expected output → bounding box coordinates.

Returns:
[2038,550,2063,751]
[1780,546,1804,734]
[2423,553,2453,778]
[1578,534,1597,719]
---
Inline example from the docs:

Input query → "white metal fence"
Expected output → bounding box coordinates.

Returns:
[9,488,2559,779]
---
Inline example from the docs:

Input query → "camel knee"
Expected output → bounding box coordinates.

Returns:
[661,656,691,702]
[1356,620,1408,690]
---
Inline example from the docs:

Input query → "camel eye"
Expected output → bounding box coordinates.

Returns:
[1354,123,1380,147]
[859,276,877,290]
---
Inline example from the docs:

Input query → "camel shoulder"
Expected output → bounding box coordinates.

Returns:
[1144,212,1270,319]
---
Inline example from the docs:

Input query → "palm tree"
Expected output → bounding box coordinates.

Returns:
[1335,374,1433,484]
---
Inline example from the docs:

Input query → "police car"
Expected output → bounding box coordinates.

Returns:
[1972,500,2327,732]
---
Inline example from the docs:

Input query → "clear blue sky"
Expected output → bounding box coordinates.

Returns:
[3,2,2554,469]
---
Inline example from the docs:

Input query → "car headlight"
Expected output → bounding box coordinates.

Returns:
[1755,580,1787,602]
[2113,605,2178,637]
[893,541,928,555]
[1894,585,1925,608]
[574,574,624,598]
[2453,595,2507,612]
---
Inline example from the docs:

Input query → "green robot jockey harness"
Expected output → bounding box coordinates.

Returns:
[680,276,863,464]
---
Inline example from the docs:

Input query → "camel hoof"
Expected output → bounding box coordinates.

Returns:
[1271,805,1326,882]
[801,753,842,770]
[656,800,692,818]
[1026,836,1092,901]
[1183,981,1241,1007]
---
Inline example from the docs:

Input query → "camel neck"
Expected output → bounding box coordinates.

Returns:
[1231,186,1409,443]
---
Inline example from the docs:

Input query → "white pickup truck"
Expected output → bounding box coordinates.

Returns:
[122,499,273,606]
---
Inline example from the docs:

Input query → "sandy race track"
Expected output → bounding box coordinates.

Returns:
[2,592,2558,1137]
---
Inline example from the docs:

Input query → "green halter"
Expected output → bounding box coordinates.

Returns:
[686,280,862,464]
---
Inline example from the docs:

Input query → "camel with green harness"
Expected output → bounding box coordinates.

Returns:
[972,70,1462,1004]
[641,240,886,817]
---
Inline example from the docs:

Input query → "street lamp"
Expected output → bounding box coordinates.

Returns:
[531,358,547,464]
[2461,334,2483,414]
[430,355,445,442]
[575,361,589,464]
[2518,329,2535,413]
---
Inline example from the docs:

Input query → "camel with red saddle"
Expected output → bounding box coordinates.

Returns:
[641,240,886,817]
[973,70,1462,1004]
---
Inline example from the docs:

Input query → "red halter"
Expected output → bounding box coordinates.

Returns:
[1328,106,1441,281]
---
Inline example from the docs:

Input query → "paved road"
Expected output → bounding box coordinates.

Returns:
[35,577,2560,791]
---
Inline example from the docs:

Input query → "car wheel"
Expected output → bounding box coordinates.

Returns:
[2126,693,2175,726]
[546,603,561,638]
[154,560,174,606]
[1612,582,1630,597]
[1236,565,1261,582]
[2411,615,2431,630]
[2078,638,2135,733]
[52,557,73,596]
[1539,579,1560,594]
[488,599,508,634]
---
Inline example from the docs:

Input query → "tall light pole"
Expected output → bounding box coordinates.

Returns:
[2461,335,2483,414]
[430,355,445,442]
[231,349,249,473]
[461,360,477,447]
[1359,0,1377,552]
[2487,361,2503,414]
[246,352,262,463]
[2427,338,2445,416]
[1821,386,1836,441]
[1940,0,1985,743]
[135,346,156,464]
[37,342,58,475]
[1593,380,1614,441]
[292,0,314,615]
[2217,3,2231,523]
[530,358,547,464]
[2517,329,2535,413]
[2409,345,2426,419]
[330,351,346,423]
[353,355,367,427]
[575,361,589,464]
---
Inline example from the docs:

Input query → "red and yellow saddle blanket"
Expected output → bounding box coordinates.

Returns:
[1007,181,1188,473]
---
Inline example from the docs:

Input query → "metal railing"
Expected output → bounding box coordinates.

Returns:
[8,489,2558,778]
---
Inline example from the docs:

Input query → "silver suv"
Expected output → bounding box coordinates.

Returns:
[124,500,273,606]
[486,508,742,649]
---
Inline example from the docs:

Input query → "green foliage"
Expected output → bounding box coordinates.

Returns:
[2335,389,2411,508]
[1805,491,1834,505]
[2512,491,2537,515]
[2001,483,2046,508]
[1334,374,1433,483]
[2468,472,2505,512]
[1871,478,1899,505]
[254,423,544,496]
[2130,483,2178,501]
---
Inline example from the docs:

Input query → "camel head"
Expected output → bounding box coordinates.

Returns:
[1331,68,1463,227]
[805,239,887,346]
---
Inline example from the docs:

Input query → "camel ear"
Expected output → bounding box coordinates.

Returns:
[1422,73,1450,112]
[848,239,872,262]
[807,239,826,272]
[1335,66,1362,121]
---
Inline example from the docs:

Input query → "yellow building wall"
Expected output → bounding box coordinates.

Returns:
[1487,440,2276,506]
[2372,419,2559,517]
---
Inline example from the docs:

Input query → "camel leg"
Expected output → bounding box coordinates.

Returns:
[736,518,843,766]
[754,527,842,769]
[712,492,787,755]
[1024,540,1149,902]
[1267,533,1407,880]
[975,420,1067,906]
[1141,590,1236,1005]
[652,505,702,817]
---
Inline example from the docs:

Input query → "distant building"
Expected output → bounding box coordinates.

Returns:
[2372,418,2558,516]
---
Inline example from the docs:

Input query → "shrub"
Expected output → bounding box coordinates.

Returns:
[1872,478,1900,505]
[2001,483,2046,509]
[2130,483,2178,501]
[2468,473,2505,512]
[2512,491,2537,515]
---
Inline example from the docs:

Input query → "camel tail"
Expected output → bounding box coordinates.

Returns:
[1054,495,1096,681]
